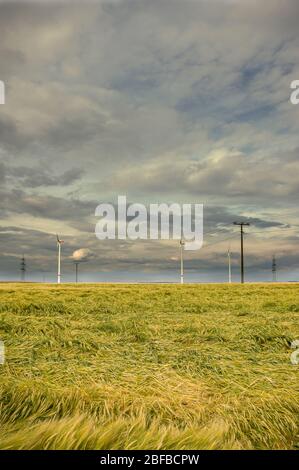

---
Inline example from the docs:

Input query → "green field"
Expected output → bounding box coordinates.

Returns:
[0,283,298,450]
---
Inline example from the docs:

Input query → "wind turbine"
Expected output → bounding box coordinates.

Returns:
[56,235,64,284]
[180,239,185,284]
[228,247,232,284]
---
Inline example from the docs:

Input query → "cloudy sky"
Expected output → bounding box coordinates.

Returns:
[1,0,299,282]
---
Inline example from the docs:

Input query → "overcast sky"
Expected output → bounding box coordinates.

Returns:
[1,0,299,282]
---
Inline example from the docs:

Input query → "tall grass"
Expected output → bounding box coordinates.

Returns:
[0,283,298,449]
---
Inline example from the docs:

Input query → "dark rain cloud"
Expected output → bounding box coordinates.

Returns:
[0,0,299,279]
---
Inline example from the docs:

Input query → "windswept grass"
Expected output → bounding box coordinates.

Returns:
[0,283,299,449]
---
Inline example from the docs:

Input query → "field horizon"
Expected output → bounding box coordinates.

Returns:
[0,283,298,450]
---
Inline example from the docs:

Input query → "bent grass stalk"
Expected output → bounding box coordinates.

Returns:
[0,283,298,449]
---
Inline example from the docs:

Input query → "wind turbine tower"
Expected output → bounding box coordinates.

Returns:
[228,248,232,284]
[56,235,64,284]
[180,239,185,284]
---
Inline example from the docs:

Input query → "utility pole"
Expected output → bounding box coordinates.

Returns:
[233,222,250,283]
[180,239,185,284]
[228,248,232,284]
[20,255,26,282]
[75,262,79,283]
[272,254,277,282]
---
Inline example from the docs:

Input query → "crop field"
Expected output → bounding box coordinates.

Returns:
[0,282,298,450]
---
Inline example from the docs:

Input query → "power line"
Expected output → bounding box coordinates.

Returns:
[203,233,239,248]
[247,227,296,235]
[204,227,235,237]
[202,226,291,249]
